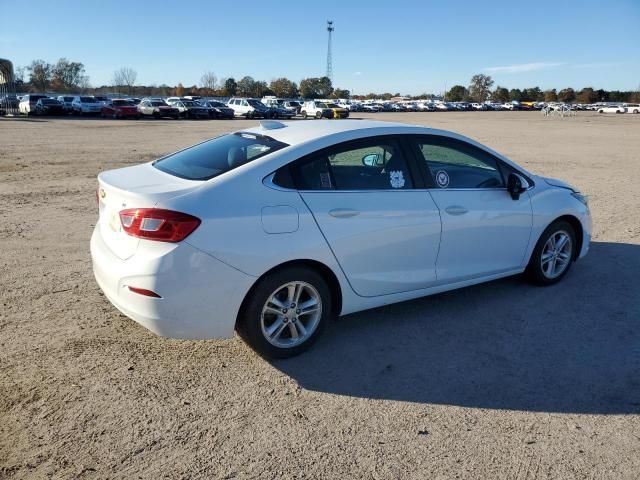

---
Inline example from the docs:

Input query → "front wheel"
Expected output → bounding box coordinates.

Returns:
[526,221,576,285]
[301,111,308,119]
[237,267,331,359]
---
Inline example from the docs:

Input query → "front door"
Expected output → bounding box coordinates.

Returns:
[410,135,532,283]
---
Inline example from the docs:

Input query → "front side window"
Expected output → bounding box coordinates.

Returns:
[154,132,288,181]
[413,136,504,189]
[291,139,414,191]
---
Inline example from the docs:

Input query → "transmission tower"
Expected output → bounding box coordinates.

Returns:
[326,20,334,81]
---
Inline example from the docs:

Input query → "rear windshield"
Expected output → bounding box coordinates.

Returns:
[153,132,288,181]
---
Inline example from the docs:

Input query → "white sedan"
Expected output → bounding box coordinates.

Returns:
[91,120,591,358]
[597,105,626,114]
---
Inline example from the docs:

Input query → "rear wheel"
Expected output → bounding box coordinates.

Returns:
[301,110,308,119]
[237,267,330,359]
[526,221,576,285]
[315,111,322,119]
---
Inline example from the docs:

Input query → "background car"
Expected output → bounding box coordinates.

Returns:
[18,94,50,115]
[200,100,235,119]
[72,96,103,115]
[166,99,209,119]
[598,105,626,114]
[623,103,640,114]
[91,120,591,358]
[101,99,141,119]
[35,98,66,115]
[227,97,271,119]
[57,95,75,113]
[137,99,180,119]
[300,101,333,119]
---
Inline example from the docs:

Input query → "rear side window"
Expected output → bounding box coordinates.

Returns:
[153,133,288,181]
[290,139,414,191]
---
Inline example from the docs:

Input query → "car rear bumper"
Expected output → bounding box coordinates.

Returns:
[91,223,254,339]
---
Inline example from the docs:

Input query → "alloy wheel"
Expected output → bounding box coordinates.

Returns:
[260,281,322,348]
[540,230,572,279]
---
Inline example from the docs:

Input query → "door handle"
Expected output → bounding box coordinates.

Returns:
[329,208,360,218]
[445,205,468,216]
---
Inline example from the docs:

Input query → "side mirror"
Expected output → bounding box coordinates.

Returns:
[507,173,529,200]
[362,153,381,166]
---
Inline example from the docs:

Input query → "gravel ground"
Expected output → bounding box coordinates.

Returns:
[1,112,639,479]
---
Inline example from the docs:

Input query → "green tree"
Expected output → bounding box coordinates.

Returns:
[237,76,257,96]
[26,59,52,91]
[299,76,333,98]
[575,87,598,104]
[492,86,510,103]
[543,89,558,102]
[269,77,298,98]
[468,74,494,102]
[509,88,523,102]
[522,87,543,101]
[51,58,86,92]
[558,87,576,103]
[446,85,467,102]
[331,88,351,99]
[223,78,237,96]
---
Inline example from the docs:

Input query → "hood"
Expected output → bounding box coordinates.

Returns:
[542,176,577,192]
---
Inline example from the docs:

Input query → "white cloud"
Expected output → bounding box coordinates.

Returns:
[573,62,624,69]
[353,71,362,76]
[483,62,565,74]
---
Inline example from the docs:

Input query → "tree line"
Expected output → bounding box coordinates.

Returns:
[446,74,639,103]
[14,58,639,103]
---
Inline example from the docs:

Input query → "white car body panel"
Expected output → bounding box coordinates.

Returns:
[90,120,591,339]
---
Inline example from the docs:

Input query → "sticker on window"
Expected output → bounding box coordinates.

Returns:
[389,170,405,189]
[435,170,449,188]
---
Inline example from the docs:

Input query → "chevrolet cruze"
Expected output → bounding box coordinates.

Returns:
[91,120,591,358]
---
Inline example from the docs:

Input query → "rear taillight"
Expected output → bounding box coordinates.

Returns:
[119,208,201,242]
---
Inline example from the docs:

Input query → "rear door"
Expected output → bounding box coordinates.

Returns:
[409,135,532,283]
[294,136,442,297]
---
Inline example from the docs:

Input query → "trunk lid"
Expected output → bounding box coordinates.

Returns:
[97,163,203,259]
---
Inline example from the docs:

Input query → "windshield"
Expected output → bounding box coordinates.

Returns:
[317,102,328,107]
[80,97,96,103]
[154,133,288,181]
[150,101,166,106]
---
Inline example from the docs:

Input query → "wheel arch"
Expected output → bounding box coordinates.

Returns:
[235,259,343,329]
[531,214,584,262]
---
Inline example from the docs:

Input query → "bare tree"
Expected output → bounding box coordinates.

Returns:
[112,67,137,94]
[200,71,217,93]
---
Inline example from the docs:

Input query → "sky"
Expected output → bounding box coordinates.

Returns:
[1,0,639,95]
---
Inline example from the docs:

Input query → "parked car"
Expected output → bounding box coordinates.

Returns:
[137,99,180,119]
[227,97,271,119]
[200,100,235,119]
[72,96,103,115]
[167,99,209,119]
[101,99,141,119]
[269,105,296,119]
[34,98,66,115]
[90,119,591,358]
[300,101,333,119]
[623,104,639,114]
[18,94,50,115]
[597,105,626,114]
[57,96,75,113]
[471,103,487,110]
[93,96,110,106]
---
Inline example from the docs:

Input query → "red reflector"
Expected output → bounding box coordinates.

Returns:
[127,286,162,298]
[119,208,201,242]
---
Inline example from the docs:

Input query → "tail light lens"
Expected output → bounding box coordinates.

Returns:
[119,208,201,242]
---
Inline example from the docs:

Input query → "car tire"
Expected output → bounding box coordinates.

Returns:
[526,220,576,286]
[237,267,331,359]
[301,111,307,119]
[315,111,322,119]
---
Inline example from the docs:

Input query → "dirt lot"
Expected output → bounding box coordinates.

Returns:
[1,112,639,479]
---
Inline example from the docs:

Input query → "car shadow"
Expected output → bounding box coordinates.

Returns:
[273,242,640,414]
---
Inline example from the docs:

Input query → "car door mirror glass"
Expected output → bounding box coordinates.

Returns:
[507,172,528,200]
[362,153,382,166]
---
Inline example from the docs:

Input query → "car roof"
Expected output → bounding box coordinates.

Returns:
[242,119,425,146]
